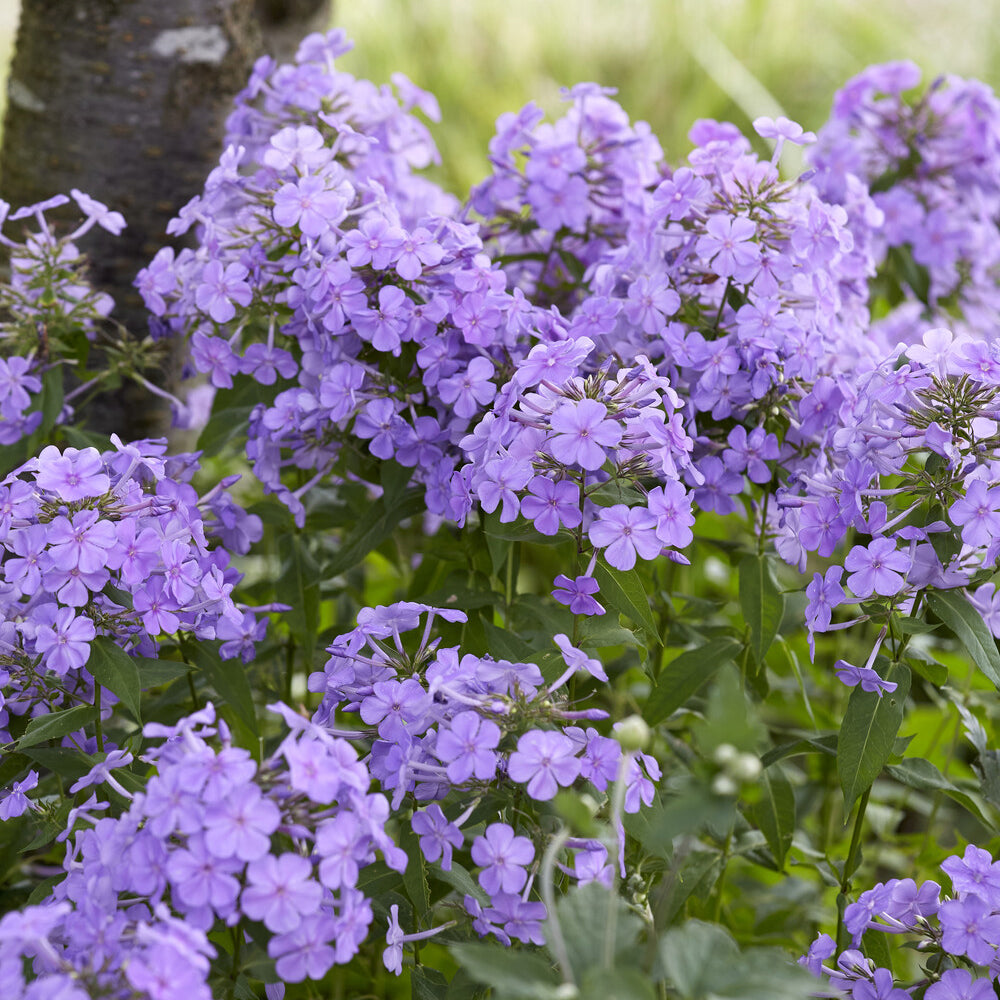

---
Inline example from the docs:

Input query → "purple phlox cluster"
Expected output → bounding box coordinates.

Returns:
[0,439,262,739]
[307,601,658,947]
[464,354,697,594]
[810,63,1000,344]
[775,325,1000,676]
[804,846,1000,999]
[0,701,406,996]
[138,30,566,527]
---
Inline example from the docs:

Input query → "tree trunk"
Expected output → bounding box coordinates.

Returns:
[0,0,334,439]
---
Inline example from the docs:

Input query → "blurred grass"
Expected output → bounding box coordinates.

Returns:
[2,1,1000,195]
[332,0,1000,194]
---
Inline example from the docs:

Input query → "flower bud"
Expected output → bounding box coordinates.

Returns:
[614,714,651,752]
[731,753,762,782]
[711,774,739,796]
[712,743,739,766]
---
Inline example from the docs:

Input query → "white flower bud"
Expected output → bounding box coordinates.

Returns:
[712,774,739,796]
[712,743,739,766]
[614,714,651,752]
[731,753,762,782]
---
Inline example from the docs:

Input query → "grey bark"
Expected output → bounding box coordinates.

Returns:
[0,0,331,438]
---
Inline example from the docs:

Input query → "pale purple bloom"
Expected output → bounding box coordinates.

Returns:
[589,503,661,571]
[411,804,463,870]
[549,398,622,470]
[507,729,581,800]
[241,853,322,933]
[471,822,534,894]
[844,537,910,598]
[520,477,582,535]
[552,573,605,616]
[435,711,500,783]
[194,259,252,324]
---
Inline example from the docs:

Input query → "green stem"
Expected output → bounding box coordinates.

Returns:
[540,827,575,985]
[836,787,871,944]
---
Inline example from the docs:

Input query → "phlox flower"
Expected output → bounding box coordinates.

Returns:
[589,503,661,571]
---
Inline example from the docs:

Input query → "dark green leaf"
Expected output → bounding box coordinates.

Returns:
[760,733,837,768]
[887,757,991,826]
[88,637,142,722]
[190,643,258,738]
[18,705,99,749]
[927,590,1000,689]
[659,920,739,998]
[838,661,910,809]
[400,826,430,917]
[196,405,253,456]
[645,638,741,724]
[133,657,193,688]
[325,487,425,577]
[412,965,450,1000]
[278,533,320,652]
[594,562,659,643]
[739,554,784,665]
[748,765,796,869]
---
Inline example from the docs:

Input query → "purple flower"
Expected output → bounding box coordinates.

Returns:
[844,537,910,599]
[34,607,95,675]
[471,823,534,895]
[941,845,1000,904]
[507,729,581,800]
[35,445,109,501]
[411,804,463,870]
[926,969,996,1000]
[194,259,252,324]
[438,357,497,419]
[268,912,338,983]
[939,893,1000,964]
[646,481,694,549]
[203,783,280,862]
[552,573,605,616]
[950,479,1000,548]
[520,477,582,535]
[589,504,661,571]
[835,660,898,696]
[435,711,500,783]
[696,214,760,280]
[0,770,40,820]
[241,853,322,933]
[272,174,347,237]
[549,398,622,470]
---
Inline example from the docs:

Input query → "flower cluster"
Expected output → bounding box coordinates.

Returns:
[802,844,1000,1000]
[310,601,658,949]
[0,702,404,997]
[0,439,260,737]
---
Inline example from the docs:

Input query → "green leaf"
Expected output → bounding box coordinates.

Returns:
[429,860,486,904]
[738,554,784,665]
[196,405,253,457]
[39,365,64,436]
[927,590,1000,689]
[660,920,739,998]
[412,965,450,1000]
[837,660,910,809]
[760,733,837,768]
[887,757,991,826]
[748,765,796,869]
[133,657,193,688]
[88,637,142,722]
[190,643,258,738]
[17,705,99,750]
[645,637,741,724]
[579,968,656,1000]
[278,533,320,652]
[400,826,430,917]
[556,883,643,981]
[449,942,561,1000]
[594,562,659,643]
[325,487,425,577]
